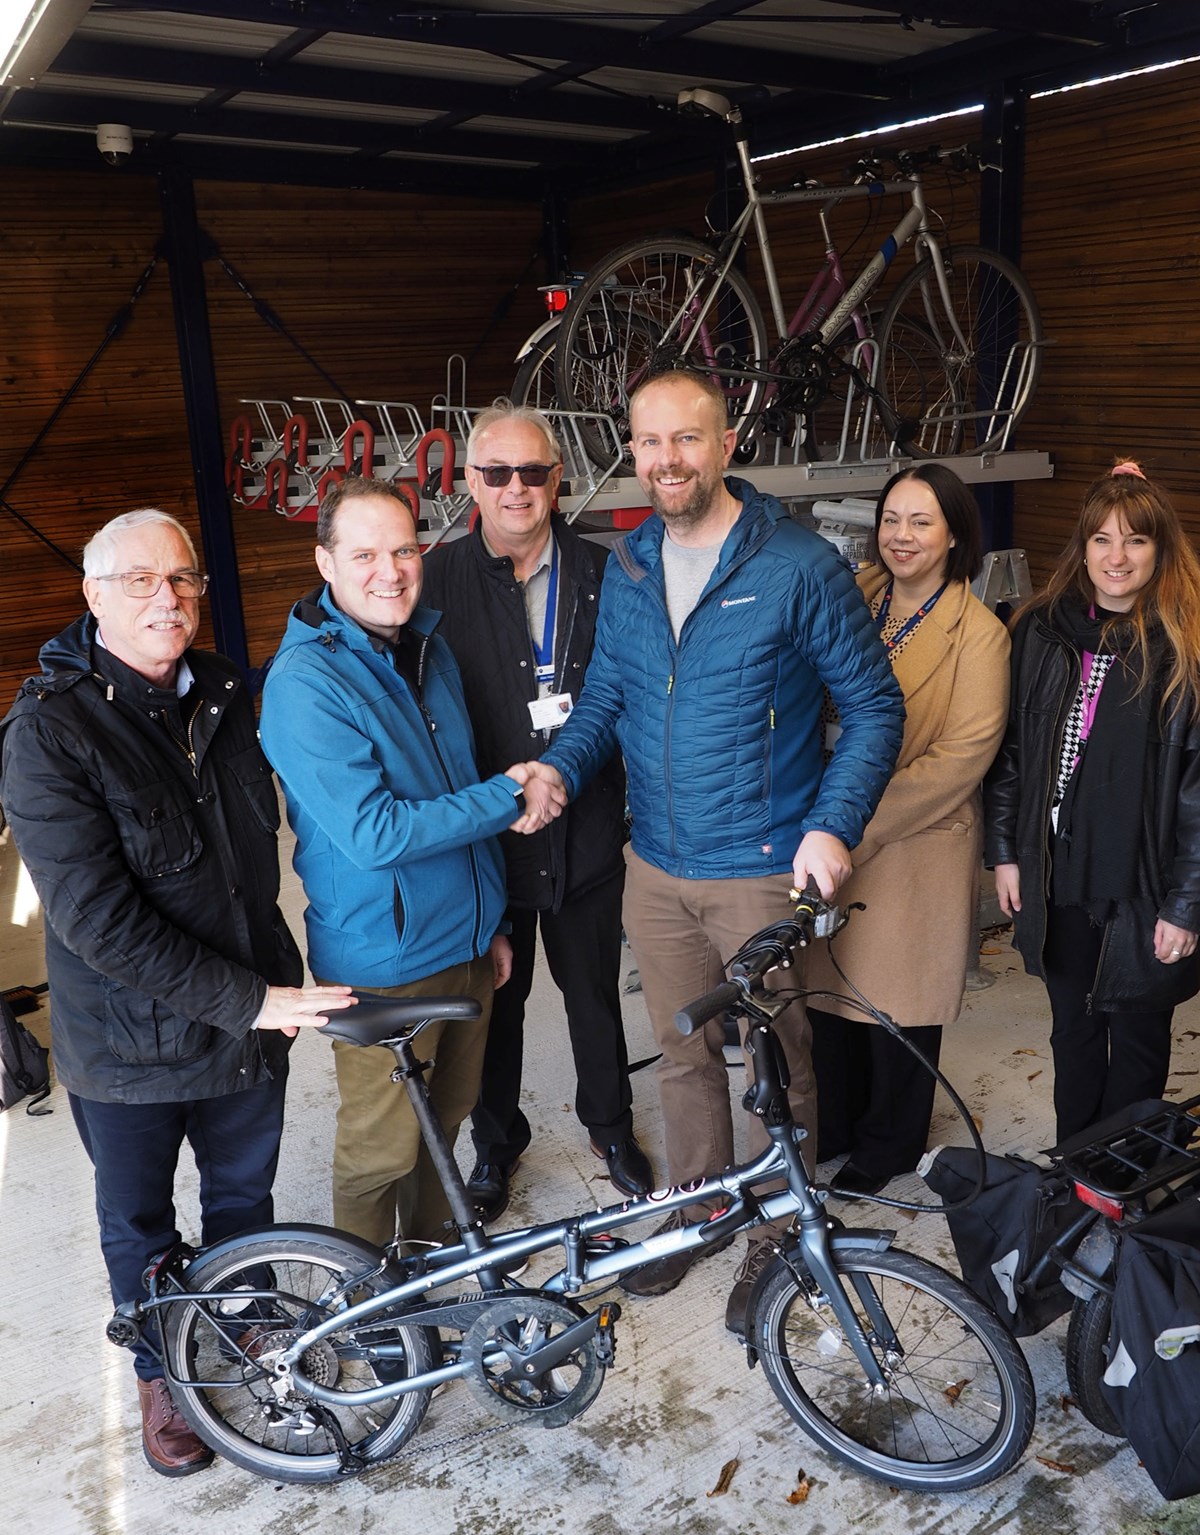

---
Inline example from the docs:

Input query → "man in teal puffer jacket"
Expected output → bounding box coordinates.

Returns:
[540,370,904,1309]
[261,478,561,1251]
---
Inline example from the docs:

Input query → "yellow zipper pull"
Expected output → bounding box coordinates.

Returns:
[667,673,674,695]
[769,706,776,729]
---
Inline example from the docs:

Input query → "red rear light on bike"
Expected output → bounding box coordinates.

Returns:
[1073,1182,1124,1221]
[543,287,570,314]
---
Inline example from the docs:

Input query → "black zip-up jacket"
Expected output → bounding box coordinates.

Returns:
[983,604,1200,1012]
[421,516,626,912]
[0,615,302,1103]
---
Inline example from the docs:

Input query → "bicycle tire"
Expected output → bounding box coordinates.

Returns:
[162,1229,434,1484]
[554,235,770,467]
[876,244,1042,457]
[755,1245,1035,1492]
[1065,1290,1125,1437]
[803,314,947,463]
[512,331,560,411]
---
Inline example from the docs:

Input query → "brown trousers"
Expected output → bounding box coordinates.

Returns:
[621,849,816,1207]
[326,955,493,1249]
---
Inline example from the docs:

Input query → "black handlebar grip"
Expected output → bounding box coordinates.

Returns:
[675,980,743,1036]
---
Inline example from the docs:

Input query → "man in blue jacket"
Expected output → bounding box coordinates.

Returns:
[538,369,904,1314]
[261,478,562,1251]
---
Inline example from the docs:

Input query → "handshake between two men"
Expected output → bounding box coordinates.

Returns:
[505,759,568,835]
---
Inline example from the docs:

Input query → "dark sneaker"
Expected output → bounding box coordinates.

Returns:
[724,1234,778,1339]
[620,1210,734,1297]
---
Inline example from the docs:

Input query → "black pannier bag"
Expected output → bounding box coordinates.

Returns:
[1099,1196,1200,1501]
[0,993,51,1114]
[920,1145,1084,1336]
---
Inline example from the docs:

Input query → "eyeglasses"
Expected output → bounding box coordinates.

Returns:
[93,571,209,599]
[469,463,556,488]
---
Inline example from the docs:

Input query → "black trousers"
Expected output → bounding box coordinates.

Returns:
[471,871,633,1164]
[809,1004,942,1178]
[69,1070,288,1379]
[1042,902,1174,1142]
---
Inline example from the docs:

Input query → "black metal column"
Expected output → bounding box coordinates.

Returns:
[541,184,570,281]
[974,81,1028,553]
[158,167,248,670]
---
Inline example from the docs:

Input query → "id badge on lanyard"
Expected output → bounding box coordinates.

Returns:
[527,543,573,731]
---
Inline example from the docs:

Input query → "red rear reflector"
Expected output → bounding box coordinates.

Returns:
[544,288,570,313]
[1073,1182,1124,1221]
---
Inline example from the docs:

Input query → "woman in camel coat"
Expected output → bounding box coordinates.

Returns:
[806,464,1010,1196]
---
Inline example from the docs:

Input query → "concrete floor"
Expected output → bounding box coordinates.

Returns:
[3,814,1200,1535]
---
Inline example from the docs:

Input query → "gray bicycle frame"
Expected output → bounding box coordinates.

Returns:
[680,126,963,361]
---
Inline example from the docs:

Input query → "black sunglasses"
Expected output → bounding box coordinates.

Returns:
[470,463,556,488]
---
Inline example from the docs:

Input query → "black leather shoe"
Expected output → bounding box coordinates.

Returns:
[465,1157,520,1224]
[829,1161,889,1199]
[590,1136,654,1197]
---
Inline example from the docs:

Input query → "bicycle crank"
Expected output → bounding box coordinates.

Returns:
[461,1296,617,1428]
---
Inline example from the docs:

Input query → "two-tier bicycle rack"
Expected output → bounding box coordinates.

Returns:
[225,351,1051,578]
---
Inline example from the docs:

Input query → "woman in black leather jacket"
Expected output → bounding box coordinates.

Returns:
[984,463,1200,1141]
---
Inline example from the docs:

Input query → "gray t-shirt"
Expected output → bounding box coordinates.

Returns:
[661,535,722,642]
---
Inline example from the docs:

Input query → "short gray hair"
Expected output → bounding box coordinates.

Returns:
[466,397,561,465]
[82,509,198,577]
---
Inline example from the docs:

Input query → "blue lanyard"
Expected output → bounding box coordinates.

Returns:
[532,540,559,674]
[875,579,947,652]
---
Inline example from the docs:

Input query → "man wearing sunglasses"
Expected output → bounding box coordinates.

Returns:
[0,509,353,1477]
[422,401,653,1224]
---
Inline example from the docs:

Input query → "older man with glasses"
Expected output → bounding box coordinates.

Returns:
[0,508,353,1478]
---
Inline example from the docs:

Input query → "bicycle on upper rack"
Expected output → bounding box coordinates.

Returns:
[106,887,1035,1492]
[551,87,1043,470]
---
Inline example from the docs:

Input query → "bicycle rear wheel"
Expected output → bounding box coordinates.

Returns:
[876,244,1042,456]
[755,1245,1035,1491]
[1065,1290,1124,1437]
[554,235,770,467]
[162,1229,433,1483]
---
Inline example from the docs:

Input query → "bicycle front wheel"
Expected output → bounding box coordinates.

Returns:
[876,244,1042,456]
[162,1229,434,1483]
[554,236,770,467]
[755,1245,1035,1492]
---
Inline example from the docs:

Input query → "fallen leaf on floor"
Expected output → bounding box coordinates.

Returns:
[1036,1455,1076,1474]
[943,1378,970,1404]
[1181,1030,1200,1040]
[1173,1069,1198,1076]
[785,1474,811,1504]
[1028,1070,1042,1082]
[706,1457,739,1497]
[971,1115,983,1132]
[1060,1394,1077,1412]
[1014,1048,1042,1057]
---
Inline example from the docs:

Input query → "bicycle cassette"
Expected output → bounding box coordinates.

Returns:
[461,1296,612,1428]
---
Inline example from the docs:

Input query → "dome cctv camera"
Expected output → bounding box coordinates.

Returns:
[96,123,133,166]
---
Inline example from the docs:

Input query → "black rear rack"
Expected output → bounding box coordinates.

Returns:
[1049,1093,1200,1200]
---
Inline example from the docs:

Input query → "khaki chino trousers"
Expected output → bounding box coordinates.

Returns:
[622,849,817,1207]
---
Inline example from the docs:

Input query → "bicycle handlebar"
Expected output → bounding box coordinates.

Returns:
[674,883,832,1036]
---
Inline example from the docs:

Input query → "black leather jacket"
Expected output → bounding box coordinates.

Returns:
[0,616,302,1102]
[984,604,1200,1012]
[421,516,626,912]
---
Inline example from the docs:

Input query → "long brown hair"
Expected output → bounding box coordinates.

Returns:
[1031,465,1200,718]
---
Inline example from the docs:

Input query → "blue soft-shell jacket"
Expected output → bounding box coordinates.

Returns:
[260,588,518,987]
[545,479,905,878]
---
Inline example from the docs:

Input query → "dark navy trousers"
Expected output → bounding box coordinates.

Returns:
[69,1068,288,1379]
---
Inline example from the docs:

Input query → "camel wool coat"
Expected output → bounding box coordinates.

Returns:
[805,565,1011,1028]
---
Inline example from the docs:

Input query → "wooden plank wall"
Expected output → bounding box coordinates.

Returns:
[1014,60,1200,579]
[6,55,1200,714]
[0,167,542,709]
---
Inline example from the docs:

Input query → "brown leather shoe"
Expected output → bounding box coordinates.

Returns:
[137,1377,215,1477]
